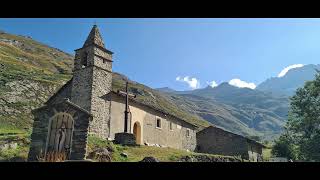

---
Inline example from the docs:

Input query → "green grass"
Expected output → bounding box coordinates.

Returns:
[87,135,193,162]
[0,134,243,162]
[0,133,30,161]
[113,144,192,162]
[262,148,272,161]
[87,135,242,162]
[0,144,29,161]
[0,124,26,134]
[0,114,34,131]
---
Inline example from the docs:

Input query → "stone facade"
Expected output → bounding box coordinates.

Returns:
[196,126,265,161]
[28,99,92,161]
[71,26,113,139]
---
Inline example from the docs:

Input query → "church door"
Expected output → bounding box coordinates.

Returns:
[45,112,74,160]
[133,122,141,145]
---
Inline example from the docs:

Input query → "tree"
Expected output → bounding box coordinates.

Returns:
[271,130,298,160]
[272,70,320,161]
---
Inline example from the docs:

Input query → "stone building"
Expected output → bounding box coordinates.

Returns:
[196,126,266,162]
[27,25,197,161]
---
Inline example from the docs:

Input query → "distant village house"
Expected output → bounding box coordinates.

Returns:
[196,126,266,161]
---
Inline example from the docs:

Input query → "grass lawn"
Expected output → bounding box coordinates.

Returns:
[0,133,30,161]
[87,135,241,162]
[262,148,272,161]
[87,135,193,162]
[0,123,28,135]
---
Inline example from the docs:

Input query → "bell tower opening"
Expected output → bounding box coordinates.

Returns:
[81,52,88,68]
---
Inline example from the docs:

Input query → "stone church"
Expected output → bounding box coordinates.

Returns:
[27,25,197,161]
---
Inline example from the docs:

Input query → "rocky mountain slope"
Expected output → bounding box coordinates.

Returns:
[157,83,289,139]
[0,31,74,132]
[157,64,320,139]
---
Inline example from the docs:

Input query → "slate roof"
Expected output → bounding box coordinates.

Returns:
[83,25,105,48]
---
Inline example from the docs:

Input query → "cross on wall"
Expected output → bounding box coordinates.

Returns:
[117,81,137,133]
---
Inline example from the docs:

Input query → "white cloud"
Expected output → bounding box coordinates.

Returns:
[228,78,256,89]
[176,76,200,89]
[206,80,218,88]
[278,64,304,78]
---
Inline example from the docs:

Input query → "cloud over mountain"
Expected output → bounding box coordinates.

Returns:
[206,80,218,88]
[228,78,256,89]
[176,76,200,89]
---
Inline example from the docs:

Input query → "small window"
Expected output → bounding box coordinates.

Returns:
[81,52,88,68]
[169,122,173,131]
[186,129,190,137]
[156,118,161,128]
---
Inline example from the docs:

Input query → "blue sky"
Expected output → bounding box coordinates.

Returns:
[1,18,320,91]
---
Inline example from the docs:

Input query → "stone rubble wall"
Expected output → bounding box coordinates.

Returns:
[27,102,91,161]
[196,127,250,159]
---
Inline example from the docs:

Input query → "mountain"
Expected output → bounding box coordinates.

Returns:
[157,64,320,139]
[0,30,74,132]
[257,64,320,96]
[155,87,176,93]
[158,83,289,140]
[0,30,210,134]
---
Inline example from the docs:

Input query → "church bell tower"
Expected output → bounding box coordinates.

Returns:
[71,25,113,138]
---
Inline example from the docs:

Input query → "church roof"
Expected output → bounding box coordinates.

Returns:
[83,25,105,48]
[64,98,92,116]
[34,97,92,117]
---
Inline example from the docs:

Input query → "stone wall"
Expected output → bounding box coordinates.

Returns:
[46,80,72,105]
[89,66,112,139]
[71,67,93,111]
[109,94,197,151]
[196,126,254,160]
[178,154,243,162]
[71,44,113,139]
[28,100,91,161]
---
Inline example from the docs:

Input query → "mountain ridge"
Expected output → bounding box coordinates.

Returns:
[256,64,320,96]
